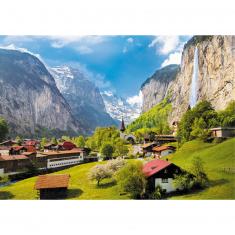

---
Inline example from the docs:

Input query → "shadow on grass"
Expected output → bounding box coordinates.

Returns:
[96,180,116,189]
[67,188,84,199]
[0,191,14,199]
[209,178,229,187]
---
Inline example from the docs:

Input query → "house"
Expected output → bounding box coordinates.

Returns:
[143,159,182,193]
[210,127,235,138]
[0,140,17,146]
[0,146,12,155]
[34,174,70,199]
[142,142,158,156]
[36,148,85,169]
[155,135,177,145]
[152,145,176,158]
[58,141,77,150]
[0,154,31,173]
[11,146,28,155]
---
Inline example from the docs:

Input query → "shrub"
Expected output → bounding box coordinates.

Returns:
[173,173,194,192]
[149,185,165,199]
[106,158,126,172]
[116,161,147,199]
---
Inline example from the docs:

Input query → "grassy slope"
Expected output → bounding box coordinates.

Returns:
[0,161,130,200]
[0,139,234,200]
[164,138,235,199]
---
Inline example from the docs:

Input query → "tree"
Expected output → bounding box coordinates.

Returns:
[15,136,23,145]
[116,161,147,199]
[114,140,129,158]
[75,136,85,148]
[106,158,126,172]
[100,143,114,159]
[0,117,8,141]
[88,164,112,186]
[173,173,193,192]
[40,137,47,148]
[190,156,208,188]
[51,137,58,145]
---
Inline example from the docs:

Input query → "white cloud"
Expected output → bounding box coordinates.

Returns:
[127,91,143,107]
[49,36,106,50]
[75,45,93,54]
[161,51,182,67]
[127,37,134,43]
[149,36,180,55]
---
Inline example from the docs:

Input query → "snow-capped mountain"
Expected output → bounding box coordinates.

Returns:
[101,91,142,124]
[50,66,118,134]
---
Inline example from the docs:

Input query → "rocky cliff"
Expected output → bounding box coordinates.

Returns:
[51,66,117,134]
[141,36,235,124]
[0,49,81,137]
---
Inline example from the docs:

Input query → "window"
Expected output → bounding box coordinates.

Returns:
[162,178,168,183]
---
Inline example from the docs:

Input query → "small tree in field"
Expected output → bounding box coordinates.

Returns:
[88,164,112,186]
[190,156,208,188]
[106,158,126,172]
[116,161,147,199]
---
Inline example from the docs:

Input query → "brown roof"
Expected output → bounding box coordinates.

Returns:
[142,142,156,148]
[0,146,11,150]
[152,145,175,152]
[0,155,28,161]
[40,149,83,156]
[35,174,70,190]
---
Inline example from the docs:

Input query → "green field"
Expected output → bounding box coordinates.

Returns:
[165,138,235,199]
[0,138,234,200]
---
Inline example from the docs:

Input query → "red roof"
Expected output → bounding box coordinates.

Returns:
[143,159,172,178]
[0,155,29,161]
[35,174,70,189]
[25,140,38,146]
[12,146,26,151]
[23,145,36,152]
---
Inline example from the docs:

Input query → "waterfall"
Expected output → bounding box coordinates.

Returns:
[190,47,199,108]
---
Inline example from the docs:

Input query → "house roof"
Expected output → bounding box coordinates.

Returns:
[39,149,83,156]
[142,142,156,149]
[152,145,175,152]
[35,174,70,190]
[0,146,11,150]
[143,159,172,178]
[22,152,36,156]
[210,127,235,131]
[12,146,26,151]
[0,155,28,161]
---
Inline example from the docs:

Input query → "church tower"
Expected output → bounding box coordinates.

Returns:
[120,117,126,132]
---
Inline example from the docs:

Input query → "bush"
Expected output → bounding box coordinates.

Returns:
[173,173,194,192]
[116,161,147,199]
[149,185,165,199]
[106,158,126,172]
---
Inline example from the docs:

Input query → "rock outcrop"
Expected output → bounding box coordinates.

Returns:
[0,49,81,137]
[141,36,235,124]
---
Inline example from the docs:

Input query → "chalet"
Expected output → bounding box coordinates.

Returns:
[58,141,77,150]
[0,146,12,155]
[35,174,70,199]
[0,140,17,146]
[210,127,235,138]
[142,142,158,156]
[152,145,176,158]
[155,135,177,145]
[36,148,85,169]
[0,154,31,173]
[143,159,182,193]
[11,146,28,155]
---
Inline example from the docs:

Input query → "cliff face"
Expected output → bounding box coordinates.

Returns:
[141,36,235,124]
[0,49,81,137]
[51,66,117,135]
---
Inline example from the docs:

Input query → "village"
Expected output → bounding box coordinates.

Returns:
[0,116,234,200]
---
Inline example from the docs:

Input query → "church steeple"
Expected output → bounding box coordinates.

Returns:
[120,117,126,132]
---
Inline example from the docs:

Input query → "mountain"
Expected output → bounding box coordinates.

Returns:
[101,91,141,124]
[50,66,117,134]
[141,35,235,125]
[141,64,180,113]
[0,49,81,137]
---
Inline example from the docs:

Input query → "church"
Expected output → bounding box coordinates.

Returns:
[119,118,136,144]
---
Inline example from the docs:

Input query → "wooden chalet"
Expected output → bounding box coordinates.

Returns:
[210,127,235,138]
[142,142,158,156]
[152,145,176,158]
[143,159,182,193]
[155,135,177,145]
[0,154,31,173]
[35,174,70,199]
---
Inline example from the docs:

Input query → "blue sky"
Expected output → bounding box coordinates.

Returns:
[0,35,191,102]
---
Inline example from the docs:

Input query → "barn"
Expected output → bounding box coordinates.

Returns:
[35,174,70,199]
[143,159,182,193]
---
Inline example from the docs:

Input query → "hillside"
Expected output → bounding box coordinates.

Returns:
[164,138,235,199]
[126,97,172,134]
